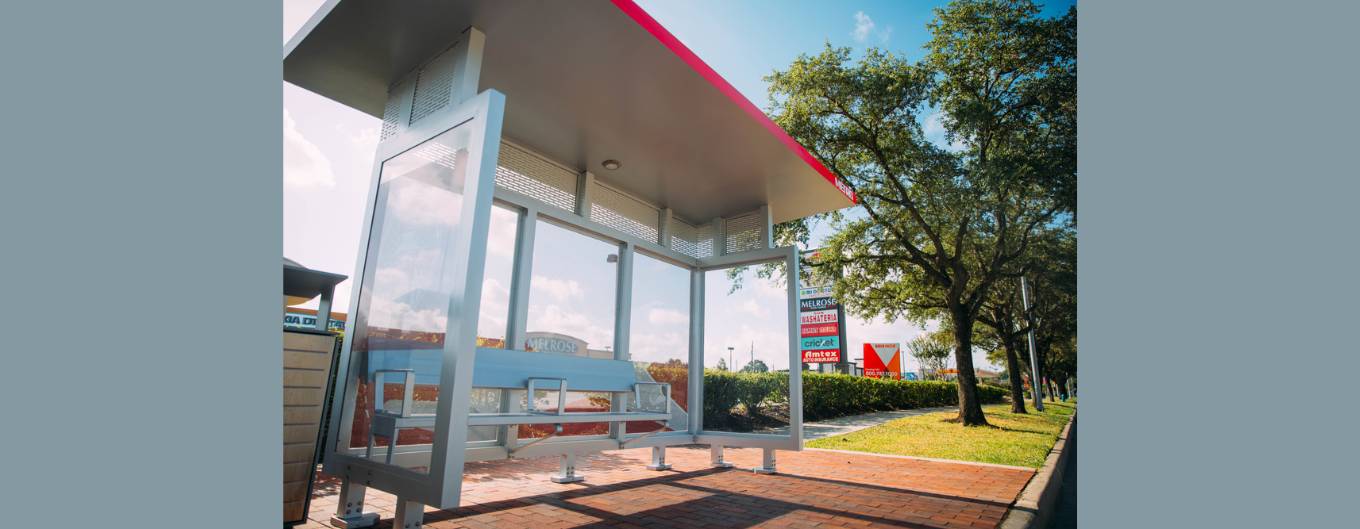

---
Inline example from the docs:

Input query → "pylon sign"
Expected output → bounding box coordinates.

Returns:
[863,343,903,379]
[798,285,844,363]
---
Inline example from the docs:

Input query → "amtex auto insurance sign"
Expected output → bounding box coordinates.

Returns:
[798,285,844,363]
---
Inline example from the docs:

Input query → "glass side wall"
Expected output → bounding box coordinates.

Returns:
[467,203,520,443]
[518,218,620,438]
[702,263,792,434]
[625,252,691,434]
[338,124,475,474]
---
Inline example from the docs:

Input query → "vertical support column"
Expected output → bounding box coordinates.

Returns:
[610,242,634,440]
[758,204,773,249]
[576,171,595,219]
[393,498,424,529]
[330,479,378,528]
[710,444,733,468]
[501,207,539,448]
[315,286,334,332]
[688,269,704,436]
[712,217,727,256]
[753,448,777,474]
[659,207,674,248]
[647,446,672,471]
[551,453,585,483]
[450,27,485,106]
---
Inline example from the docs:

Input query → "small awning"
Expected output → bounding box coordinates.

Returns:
[284,0,855,224]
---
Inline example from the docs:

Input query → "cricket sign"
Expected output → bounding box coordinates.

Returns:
[798,283,845,363]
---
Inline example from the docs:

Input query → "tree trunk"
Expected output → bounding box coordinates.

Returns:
[1002,337,1028,414]
[949,305,989,426]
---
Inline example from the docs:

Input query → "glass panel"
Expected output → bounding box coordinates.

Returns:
[519,219,620,438]
[702,264,792,434]
[339,124,474,473]
[625,252,690,434]
[467,203,520,442]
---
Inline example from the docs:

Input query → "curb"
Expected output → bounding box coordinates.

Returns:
[999,409,1076,529]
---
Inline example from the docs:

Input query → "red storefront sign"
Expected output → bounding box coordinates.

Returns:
[801,349,840,363]
[800,323,839,337]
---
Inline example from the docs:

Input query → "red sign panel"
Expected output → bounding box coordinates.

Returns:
[800,324,839,337]
[801,349,841,363]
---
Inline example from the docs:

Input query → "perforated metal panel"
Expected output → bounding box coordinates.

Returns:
[494,142,579,212]
[670,217,700,258]
[379,77,411,142]
[696,223,715,258]
[409,48,456,125]
[724,211,765,254]
[590,181,660,244]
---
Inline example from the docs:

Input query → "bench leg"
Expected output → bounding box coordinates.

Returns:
[385,428,400,465]
[646,446,672,471]
[753,447,777,474]
[329,479,379,528]
[393,497,424,529]
[710,445,734,468]
[551,453,585,483]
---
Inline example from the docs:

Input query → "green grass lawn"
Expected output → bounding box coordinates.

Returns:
[806,400,1076,468]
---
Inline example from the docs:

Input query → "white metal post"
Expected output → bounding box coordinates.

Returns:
[330,480,378,528]
[753,447,777,474]
[551,453,585,483]
[1021,276,1044,411]
[710,444,733,468]
[647,446,672,471]
[393,498,424,529]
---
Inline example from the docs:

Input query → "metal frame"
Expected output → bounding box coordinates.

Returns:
[323,89,506,508]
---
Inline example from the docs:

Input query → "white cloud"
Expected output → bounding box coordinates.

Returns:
[284,109,337,188]
[531,275,583,301]
[923,111,967,152]
[648,308,688,326]
[852,11,876,42]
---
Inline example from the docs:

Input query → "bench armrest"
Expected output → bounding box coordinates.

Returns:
[372,369,416,417]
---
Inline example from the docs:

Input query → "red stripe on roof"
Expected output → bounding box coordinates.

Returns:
[610,0,858,206]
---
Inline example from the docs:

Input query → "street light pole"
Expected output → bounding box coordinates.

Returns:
[727,346,734,371]
[1021,276,1044,411]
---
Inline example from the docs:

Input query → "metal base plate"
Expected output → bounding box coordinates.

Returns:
[330,513,380,529]
[646,463,673,471]
[712,462,734,469]
[752,467,777,474]
[550,475,585,483]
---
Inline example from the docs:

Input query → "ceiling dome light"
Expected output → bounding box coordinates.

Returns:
[601,159,621,170]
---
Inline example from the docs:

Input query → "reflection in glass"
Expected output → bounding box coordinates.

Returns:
[520,219,619,437]
[340,125,473,473]
[467,203,520,442]
[625,252,690,434]
[702,264,791,433]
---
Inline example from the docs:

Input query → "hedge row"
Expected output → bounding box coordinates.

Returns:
[801,373,1006,421]
[702,369,1007,423]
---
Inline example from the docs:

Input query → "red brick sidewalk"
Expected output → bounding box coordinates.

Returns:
[301,446,1033,529]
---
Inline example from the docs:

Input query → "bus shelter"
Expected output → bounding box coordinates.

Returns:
[285,2,856,527]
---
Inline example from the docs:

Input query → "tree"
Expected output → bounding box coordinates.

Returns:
[907,333,951,380]
[716,357,729,372]
[766,0,1075,425]
[976,279,1034,413]
[740,359,770,373]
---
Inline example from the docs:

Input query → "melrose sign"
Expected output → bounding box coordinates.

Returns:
[798,285,845,364]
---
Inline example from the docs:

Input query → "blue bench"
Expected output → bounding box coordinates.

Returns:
[366,347,672,461]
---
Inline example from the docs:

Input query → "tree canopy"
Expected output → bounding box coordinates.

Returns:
[766,0,1075,425]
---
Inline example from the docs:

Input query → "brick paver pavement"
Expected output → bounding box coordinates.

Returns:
[300,446,1033,529]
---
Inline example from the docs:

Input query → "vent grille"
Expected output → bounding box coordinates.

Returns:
[696,223,715,258]
[494,142,578,212]
[724,212,765,254]
[409,49,456,125]
[590,181,660,244]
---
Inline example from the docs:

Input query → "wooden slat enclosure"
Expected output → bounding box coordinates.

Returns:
[283,330,338,525]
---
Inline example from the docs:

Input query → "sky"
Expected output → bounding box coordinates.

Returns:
[281,0,1073,373]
